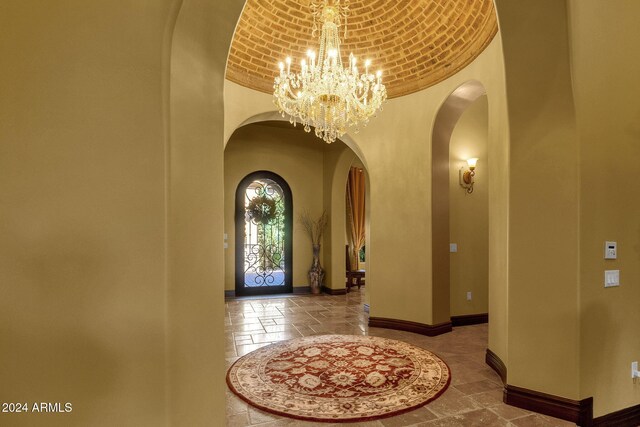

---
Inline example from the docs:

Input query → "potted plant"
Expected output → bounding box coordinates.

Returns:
[299,210,328,294]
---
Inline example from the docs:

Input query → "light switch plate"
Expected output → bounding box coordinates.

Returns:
[450,243,458,253]
[604,270,620,287]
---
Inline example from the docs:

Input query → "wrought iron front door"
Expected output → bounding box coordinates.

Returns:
[235,171,292,296]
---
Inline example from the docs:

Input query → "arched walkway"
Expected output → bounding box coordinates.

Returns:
[431,80,488,326]
[168,4,509,424]
[167,0,584,424]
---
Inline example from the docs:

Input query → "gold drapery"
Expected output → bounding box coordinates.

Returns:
[346,167,365,270]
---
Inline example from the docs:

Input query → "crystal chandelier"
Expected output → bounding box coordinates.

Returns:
[273,0,387,143]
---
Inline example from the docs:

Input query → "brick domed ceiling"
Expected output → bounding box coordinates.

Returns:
[226,0,498,99]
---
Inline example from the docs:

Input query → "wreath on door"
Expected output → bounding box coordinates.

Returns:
[247,195,277,224]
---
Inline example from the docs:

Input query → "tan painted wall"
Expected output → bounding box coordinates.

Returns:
[484,45,511,372]
[569,0,640,416]
[0,0,245,424]
[168,0,244,425]
[355,38,509,335]
[496,0,581,399]
[0,2,178,425]
[449,96,489,316]
[323,141,350,291]
[224,124,326,291]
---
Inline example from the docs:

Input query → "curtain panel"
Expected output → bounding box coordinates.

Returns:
[346,167,365,270]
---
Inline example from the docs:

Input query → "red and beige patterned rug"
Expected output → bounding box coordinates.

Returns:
[226,334,451,422]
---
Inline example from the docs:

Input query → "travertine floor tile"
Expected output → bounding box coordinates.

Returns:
[420,408,508,426]
[224,292,574,426]
[510,414,575,427]
[379,406,438,426]
[488,404,532,421]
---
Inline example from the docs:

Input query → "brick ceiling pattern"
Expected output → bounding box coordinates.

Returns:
[226,0,498,99]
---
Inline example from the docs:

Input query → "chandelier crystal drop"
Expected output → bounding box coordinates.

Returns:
[273,0,387,144]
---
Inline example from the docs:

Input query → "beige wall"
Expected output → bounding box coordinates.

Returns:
[323,141,350,291]
[224,124,327,291]
[0,2,177,425]
[345,38,510,343]
[449,96,489,316]
[569,0,640,417]
[0,1,246,425]
[168,0,244,425]
[496,0,581,400]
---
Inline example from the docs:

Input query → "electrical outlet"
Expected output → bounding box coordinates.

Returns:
[466,291,472,301]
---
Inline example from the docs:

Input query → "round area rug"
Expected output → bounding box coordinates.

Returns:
[226,334,451,422]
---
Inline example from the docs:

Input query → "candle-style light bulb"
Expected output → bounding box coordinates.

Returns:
[285,57,291,74]
[328,49,337,66]
[308,50,316,69]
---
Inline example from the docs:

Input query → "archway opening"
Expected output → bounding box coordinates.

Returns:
[345,165,367,293]
[449,95,489,321]
[235,171,293,296]
[224,121,369,297]
[431,80,488,326]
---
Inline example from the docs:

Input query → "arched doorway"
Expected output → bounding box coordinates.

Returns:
[235,171,293,296]
[345,164,367,293]
[431,80,487,326]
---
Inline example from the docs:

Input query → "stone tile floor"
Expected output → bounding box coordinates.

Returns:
[225,291,574,426]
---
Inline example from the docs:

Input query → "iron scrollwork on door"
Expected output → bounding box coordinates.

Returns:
[244,180,285,287]
[235,171,293,296]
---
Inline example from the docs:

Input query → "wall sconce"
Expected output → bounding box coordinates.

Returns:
[459,158,478,194]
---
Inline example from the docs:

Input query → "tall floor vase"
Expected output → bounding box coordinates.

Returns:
[308,244,324,294]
